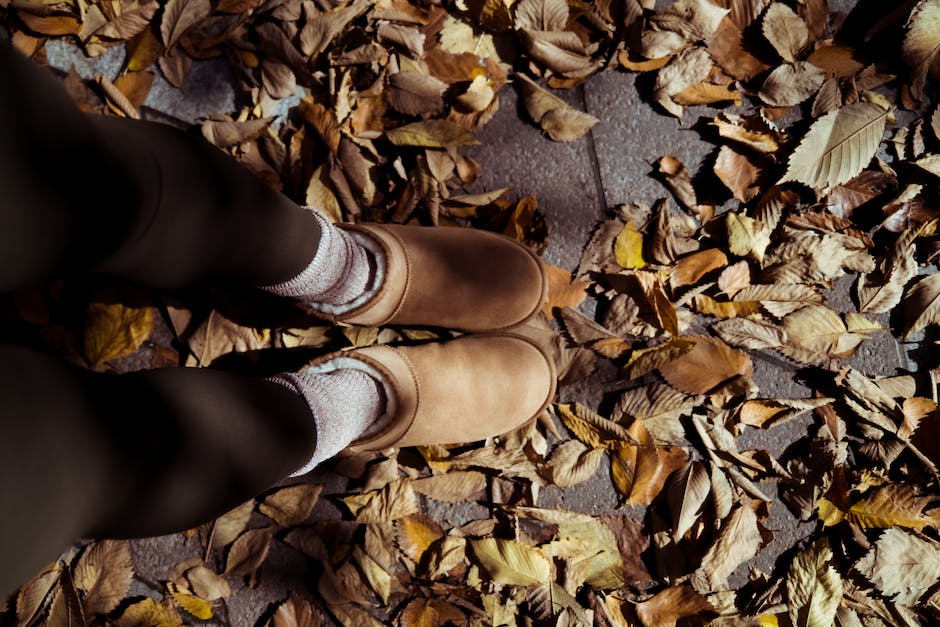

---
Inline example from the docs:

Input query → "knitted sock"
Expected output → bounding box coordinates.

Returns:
[272,359,394,476]
[264,208,383,311]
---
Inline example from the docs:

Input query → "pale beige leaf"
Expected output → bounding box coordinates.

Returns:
[343,478,420,522]
[412,471,487,502]
[301,0,371,57]
[469,538,552,586]
[648,0,730,45]
[667,461,710,540]
[726,213,770,262]
[738,397,833,429]
[762,2,809,62]
[782,101,891,190]
[902,273,940,338]
[270,592,324,627]
[74,540,134,616]
[692,503,762,591]
[786,539,843,627]
[201,117,275,148]
[547,439,605,487]
[712,317,787,351]
[519,30,600,77]
[855,528,940,605]
[186,566,231,602]
[616,383,701,444]
[759,61,826,106]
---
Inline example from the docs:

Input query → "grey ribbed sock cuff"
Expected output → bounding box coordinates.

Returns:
[270,358,395,476]
[264,207,382,311]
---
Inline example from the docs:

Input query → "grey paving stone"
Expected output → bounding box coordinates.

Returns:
[467,83,604,271]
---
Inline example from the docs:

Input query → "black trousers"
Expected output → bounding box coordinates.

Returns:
[0,42,322,595]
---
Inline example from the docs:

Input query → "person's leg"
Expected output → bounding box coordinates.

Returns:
[0,39,323,291]
[0,344,317,596]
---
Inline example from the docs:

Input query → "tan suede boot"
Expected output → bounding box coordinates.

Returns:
[304,333,556,451]
[308,223,547,332]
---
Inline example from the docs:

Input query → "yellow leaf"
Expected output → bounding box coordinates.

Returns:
[113,598,183,627]
[469,538,552,586]
[386,120,479,147]
[817,497,846,526]
[614,221,646,269]
[726,213,770,262]
[846,484,940,531]
[786,539,842,627]
[396,515,445,563]
[167,582,213,620]
[83,301,154,367]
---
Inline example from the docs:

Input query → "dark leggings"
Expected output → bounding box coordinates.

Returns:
[0,42,321,594]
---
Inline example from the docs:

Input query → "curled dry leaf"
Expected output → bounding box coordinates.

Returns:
[714,145,765,202]
[225,527,275,578]
[270,592,324,627]
[518,75,598,142]
[667,461,710,540]
[653,46,714,117]
[902,272,940,338]
[692,502,762,591]
[211,499,255,549]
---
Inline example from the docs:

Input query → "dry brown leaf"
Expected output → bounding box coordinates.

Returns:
[902,0,940,105]
[902,273,940,338]
[412,471,487,502]
[225,527,274,578]
[387,71,447,116]
[712,317,787,351]
[855,527,940,605]
[543,264,589,314]
[828,170,896,218]
[259,484,323,527]
[667,461,710,540]
[211,500,254,549]
[514,0,569,31]
[547,439,606,487]
[161,0,212,49]
[270,592,324,627]
[670,248,728,288]
[759,61,826,107]
[692,503,762,591]
[657,336,753,394]
[343,479,420,523]
[96,1,160,41]
[707,14,770,81]
[786,538,843,627]
[201,117,275,148]
[518,75,599,142]
[74,540,134,616]
[653,46,714,117]
[634,585,713,627]
[611,420,687,505]
[186,566,231,602]
[714,145,765,202]
[399,598,465,627]
[385,120,479,147]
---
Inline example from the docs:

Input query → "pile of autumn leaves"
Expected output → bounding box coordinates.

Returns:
[6,0,940,625]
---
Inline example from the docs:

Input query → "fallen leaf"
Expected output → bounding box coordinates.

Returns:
[902,272,940,338]
[469,538,552,586]
[902,0,940,104]
[113,598,183,627]
[658,336,753,395]
[74,540,134,616]
[399,598,465,627]
[759,62,826,107]
[614,221,646,269]
[270,592,324,627]
[385,120,479,147]
[762,2,809,63]
[692,502,762,591]
[83,301,154,367]
[161,0,212,49]
[667,461,710,540]
[783,101,891,190]
[786,538,843,627]
[670,248,728,288]
[855,527,940,605]
[259,483,323,527]
[634,585,713,627]
[714,145,765,202]
[225,527,274,578]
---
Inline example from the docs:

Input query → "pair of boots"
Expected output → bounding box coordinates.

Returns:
[266,210,557,475]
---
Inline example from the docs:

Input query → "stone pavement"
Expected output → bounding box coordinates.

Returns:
[31,0,914,623]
